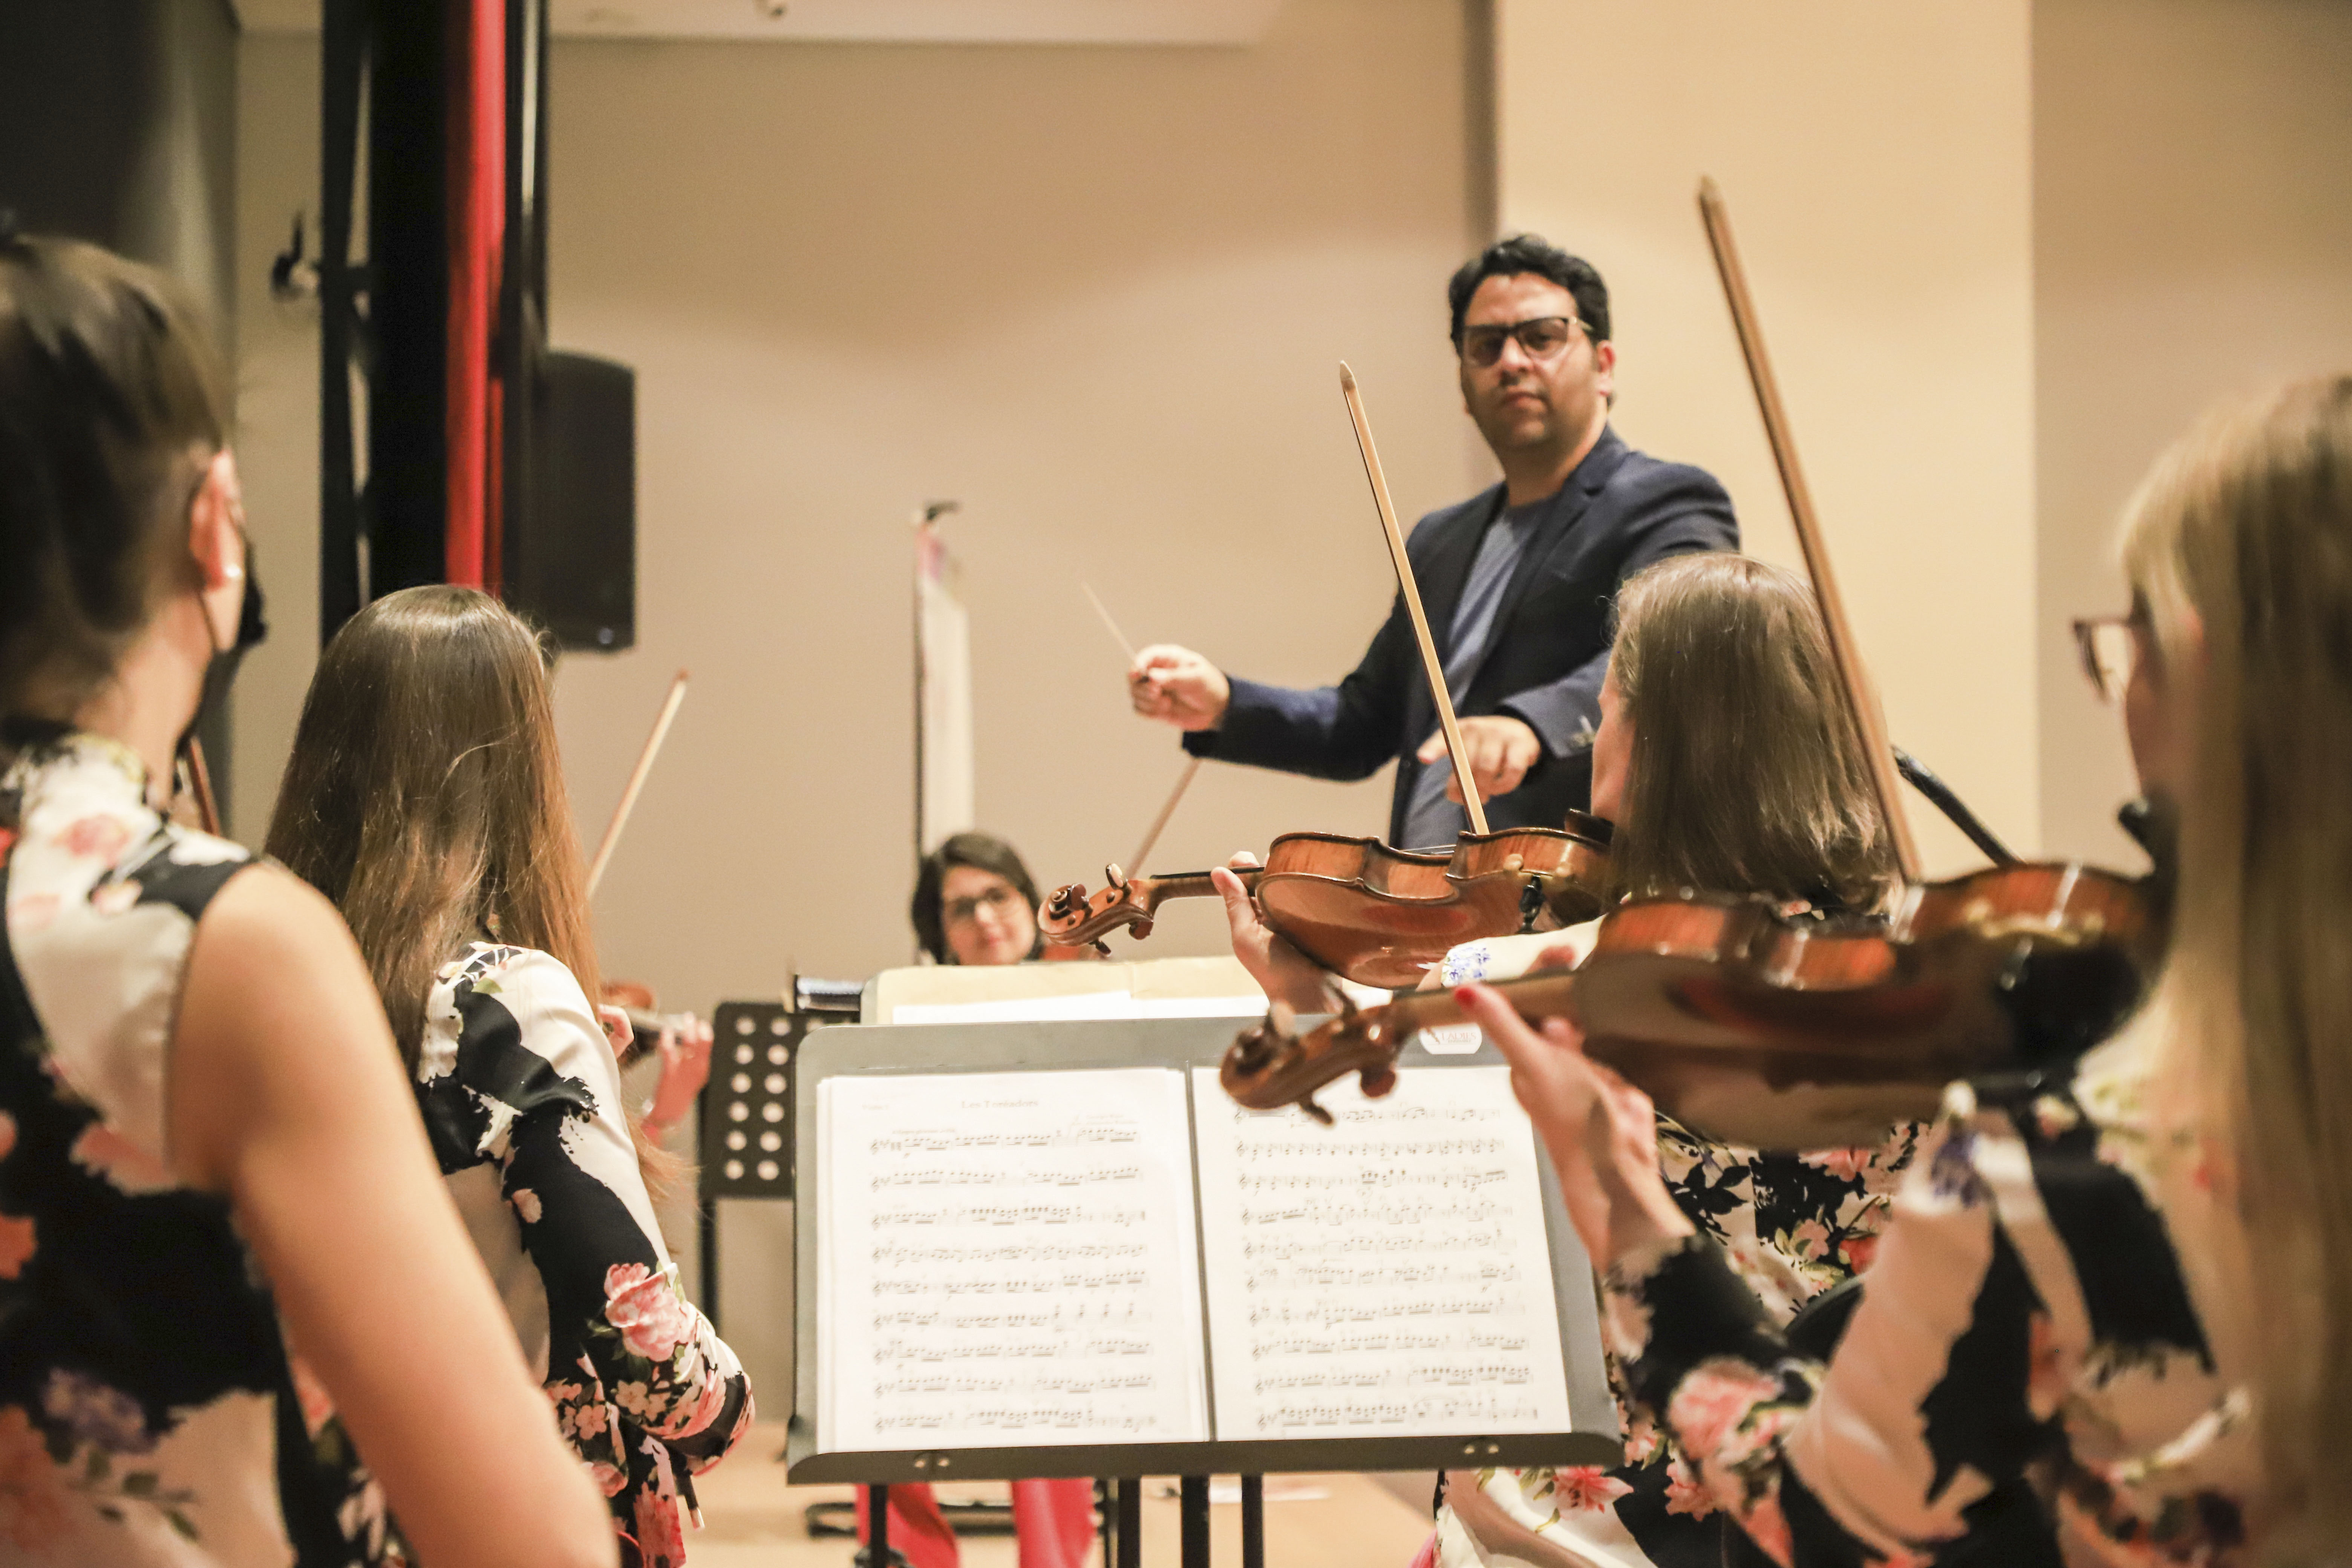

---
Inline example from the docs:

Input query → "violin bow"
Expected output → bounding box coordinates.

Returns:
[1339,363,1491,836]
[586,669,689,896]
[1697,180,1922,880]
[1086,580,1204,878]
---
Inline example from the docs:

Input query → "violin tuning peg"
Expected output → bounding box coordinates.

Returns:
[1092,941,1111,959]
[1106,863,1127,888]
[1297,1093,1334,1127]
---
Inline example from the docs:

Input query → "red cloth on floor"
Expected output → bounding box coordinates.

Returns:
[857,1483,961,1568]
[1009,1478,1097,1568]
[854,1479,1097,1568]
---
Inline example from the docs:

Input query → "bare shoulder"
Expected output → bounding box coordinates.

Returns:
[186,859,368,985]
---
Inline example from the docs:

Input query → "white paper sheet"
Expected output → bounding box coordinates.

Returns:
[1191,1065,1572,1440]
[817,1067,1209,1451]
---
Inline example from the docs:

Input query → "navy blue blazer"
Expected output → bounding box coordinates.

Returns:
[1184,427,1738,843]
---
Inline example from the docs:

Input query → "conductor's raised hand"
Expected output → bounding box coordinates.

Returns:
[1129,644,1231,731]
[1417,714,1542,802]
[1213,853,1331,1014]
[1451,983,1691,1269]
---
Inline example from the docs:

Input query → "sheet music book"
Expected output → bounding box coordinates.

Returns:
[816,1067,1211,1451]
[815,1059,1574,1452]
[1190,1065,1571,1440]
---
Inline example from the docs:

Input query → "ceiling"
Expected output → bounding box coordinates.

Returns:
[231,0,1285,44]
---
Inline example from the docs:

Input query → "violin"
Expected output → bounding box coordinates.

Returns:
[1225,852,2156,1146]
[1042,812,1612,989]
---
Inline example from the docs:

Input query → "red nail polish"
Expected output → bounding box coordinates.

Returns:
[1453,985,1478,1006]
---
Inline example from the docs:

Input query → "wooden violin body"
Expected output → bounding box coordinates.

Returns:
[1041,813,1611,989]
[1222,860,2157,1147]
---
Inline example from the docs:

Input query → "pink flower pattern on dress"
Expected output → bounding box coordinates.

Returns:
[604,1263,690,1361]
[1553,1466,1634,1512]
[1668,1359,1786,1456]
[1663,1466,1715,1519]
[0,1212,33,1280]
[59,815,131,861]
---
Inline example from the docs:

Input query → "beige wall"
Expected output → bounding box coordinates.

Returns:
[233,0,1480,1000]
[2035,0,2352,862]
[1495,0,2038,873]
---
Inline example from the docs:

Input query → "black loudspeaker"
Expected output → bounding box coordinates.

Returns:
[510,349,636,651]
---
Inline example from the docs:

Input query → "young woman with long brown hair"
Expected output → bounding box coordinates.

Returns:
[1223,552,1912,1568]
[1465,380,2352,1563]
[267,586,750,1568]
[0,235,612,1565]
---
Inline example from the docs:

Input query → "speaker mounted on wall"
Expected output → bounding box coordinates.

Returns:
[509,349,637,652]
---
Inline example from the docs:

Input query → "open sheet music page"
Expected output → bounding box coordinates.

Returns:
[1191,1065,1573,1441]
[817,1068,1210,1451]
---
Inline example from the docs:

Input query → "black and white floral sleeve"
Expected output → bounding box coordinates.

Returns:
[418,944,752,1567]
[1601,1073,2251,1566]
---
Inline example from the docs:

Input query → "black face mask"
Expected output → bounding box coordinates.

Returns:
[176,532,268,781]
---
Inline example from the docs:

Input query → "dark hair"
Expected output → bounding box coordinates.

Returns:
[911,831,1041,963]
[1446,234,1610,349]
[0,234,228,721]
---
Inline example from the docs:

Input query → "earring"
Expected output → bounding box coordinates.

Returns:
[223,566,245,583]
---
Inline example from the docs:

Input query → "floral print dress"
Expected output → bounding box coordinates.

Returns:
[416,942,752,1568]
[0,732,381,1565]
[1431,930,1919,1568]
[1602,1027,2257,1564]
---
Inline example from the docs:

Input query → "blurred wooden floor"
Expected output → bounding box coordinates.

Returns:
[691,1426,1435,1568]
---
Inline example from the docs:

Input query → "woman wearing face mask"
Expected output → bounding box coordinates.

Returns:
[266,587,752,1568]
[1461,381,2352,1562]
[1220,553,1918,1568]
[877,832,1098,1568]
[0,236,613,1565]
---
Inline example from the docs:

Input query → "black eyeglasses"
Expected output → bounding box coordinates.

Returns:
[2072,615,2139,705]
[943,885,1023,927]
[1459,315,1584,368]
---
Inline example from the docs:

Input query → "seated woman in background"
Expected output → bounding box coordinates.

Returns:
[1462,381,2352,1562]
[0,234,611,1565]
[868,831,1098,1568]
[266,586,750,1568]
[912,830,1045,965]
[1223,553,1922,1568]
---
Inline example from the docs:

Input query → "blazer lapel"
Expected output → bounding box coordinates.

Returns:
[1453,427,1628,698]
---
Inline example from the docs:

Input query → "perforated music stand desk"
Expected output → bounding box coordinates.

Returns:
[784,1014,1618,1495]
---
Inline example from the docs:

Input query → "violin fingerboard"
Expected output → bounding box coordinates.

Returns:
[704,1001,818,1200]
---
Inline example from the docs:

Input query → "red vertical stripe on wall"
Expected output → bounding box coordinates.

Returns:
[446,0,504,588]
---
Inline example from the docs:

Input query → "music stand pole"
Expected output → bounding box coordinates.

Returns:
[1241,1474,1265,1568]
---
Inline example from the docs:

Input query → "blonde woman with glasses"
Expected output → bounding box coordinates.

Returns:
[1466,379,2352,1563]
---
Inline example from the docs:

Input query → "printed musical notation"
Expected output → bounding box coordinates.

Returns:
[1191,1065,1572,1441]
[817,1068,1209,1452]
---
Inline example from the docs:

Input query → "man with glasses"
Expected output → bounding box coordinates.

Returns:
[1129,235,1739,845]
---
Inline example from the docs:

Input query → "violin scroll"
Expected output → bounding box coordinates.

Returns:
[1220,987,1403,1125]
[1039,862,1163,951]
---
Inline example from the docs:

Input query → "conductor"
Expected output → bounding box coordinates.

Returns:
[1130,236,1738,846]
